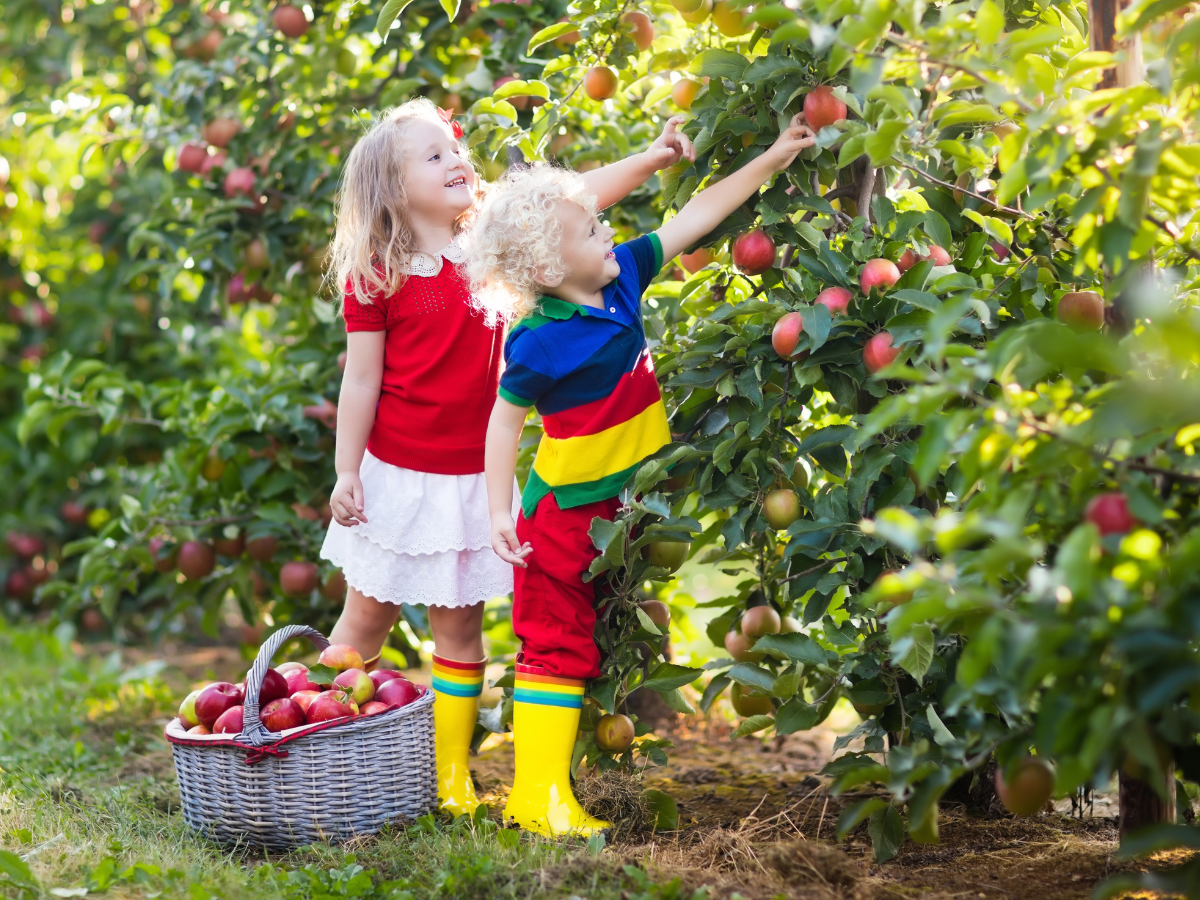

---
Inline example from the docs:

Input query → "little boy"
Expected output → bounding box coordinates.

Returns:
[465,114,816,836]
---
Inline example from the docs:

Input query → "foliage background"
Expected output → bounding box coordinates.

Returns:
[3,0,1200,878]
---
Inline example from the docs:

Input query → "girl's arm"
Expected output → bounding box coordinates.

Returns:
[655,114,816,262]
[329,330,385,526]
[485,397,534,567]
[581,116,696,210]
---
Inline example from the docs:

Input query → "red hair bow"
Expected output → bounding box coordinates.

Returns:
[438,107,464,140]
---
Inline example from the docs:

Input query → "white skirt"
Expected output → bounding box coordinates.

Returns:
[319,451,518,608]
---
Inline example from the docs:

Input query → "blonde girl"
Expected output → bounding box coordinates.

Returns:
[320,98,693,817]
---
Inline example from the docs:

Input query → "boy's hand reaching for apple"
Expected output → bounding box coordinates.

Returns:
[763,114,817,173]
[644,116,696,170]
[491,513,533,568]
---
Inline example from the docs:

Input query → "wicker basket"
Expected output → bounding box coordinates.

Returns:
[165,624,436,849]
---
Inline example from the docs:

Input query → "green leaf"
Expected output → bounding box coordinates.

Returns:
[864,120,908,166]
[700,673,731,712]
[635,606,663,636]
[923,211,952,249]
[730,714,774,738]
[438,0,459,21]
[868,806,904,862]
[891,623,935,683]
[657,687,696,715]
[492,80,549,101]
[836,797,887,840]
[306,663,337,685]
[752,632,827,665]
[527,21,578,53]
[643,790,680,830]
[926,706,956,747]
[642,662,704,693]
[775,697,821,734]
[0,850,38,893]
[589,517,625,553]
[976,0,1004,43]
[376,0,417,39]
[727,662,777,692]
[689,49,749,80]
[17,400,54,444]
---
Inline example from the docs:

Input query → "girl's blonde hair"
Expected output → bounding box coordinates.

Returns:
[327,98,482,302]
[463,163,598,325]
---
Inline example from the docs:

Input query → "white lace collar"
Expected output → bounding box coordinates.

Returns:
[399,238,466,277]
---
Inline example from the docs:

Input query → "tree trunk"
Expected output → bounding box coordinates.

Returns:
[1119,765,1176,843]
[1088,0,1143,89]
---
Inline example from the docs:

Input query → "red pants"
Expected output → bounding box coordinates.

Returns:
[513,492,621,680]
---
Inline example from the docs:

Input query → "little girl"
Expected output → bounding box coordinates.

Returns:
[320,98,693,817]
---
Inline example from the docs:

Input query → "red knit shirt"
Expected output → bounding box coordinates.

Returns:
[342,259,503,475]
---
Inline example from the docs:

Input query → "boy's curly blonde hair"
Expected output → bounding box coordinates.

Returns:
[463,163,598,324]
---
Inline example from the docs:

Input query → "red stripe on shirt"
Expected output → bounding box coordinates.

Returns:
[541,352,663,439]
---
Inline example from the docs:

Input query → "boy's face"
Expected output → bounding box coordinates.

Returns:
[401,118,476,223]
[548,201,620,295]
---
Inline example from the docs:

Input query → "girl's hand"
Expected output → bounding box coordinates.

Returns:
[330,472,368,526]
[763,114,817,173]
[645,116,696,170]
[491,513,532,568]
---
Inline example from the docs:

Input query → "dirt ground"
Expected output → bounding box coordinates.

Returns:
[133,639,1193,900]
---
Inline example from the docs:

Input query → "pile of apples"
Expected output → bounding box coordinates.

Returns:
[175,643,423,736]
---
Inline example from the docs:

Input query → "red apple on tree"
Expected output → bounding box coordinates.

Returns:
[177,143,209,174]
[764,489,800,529]
[260,697,306,732]
[732,229,776,276]
[199,151,227,176]
[679,248,713,273]
[201,118,240,148]
[771,312,804,359]
[995,757,1055,816]
[178,541,216,580]
[148,536,177,572]
[4,569,33,600]
[724,630,764,662]
[321,568,347,600]
[863,332,900,373]
[1057,291,1105,331]
[923,244,952,266]
[272,4,308,37]
[622,10,655,50]
[742,605,781,639]
[803,85,847,131]
[594,713,635,752]
[896,249,919,272]
[860,258,901,293]
[244,237,269,270]
[1085,492,1136,536]
[814,286,851,315]
[989,239,1010,261]
[246,535,278,562]
[280,561,319,597]
[5,532,44,558]
[224,167,256,200]
[584,66,618,101]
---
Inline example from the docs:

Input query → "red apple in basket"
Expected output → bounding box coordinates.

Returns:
[285,666,320,695]
[376,677,421,709]
[178,689,203,728]
[360,701,391,716]
[291,690,321,715]
[260,697,306,732]
[186,725,212,736]
[333,668,375,705]
[213,704,245,734]
[318,643,365,673]
[369,669,404,692]
[246,668,289,705]
[276,661,307,676]
[306,691,359,723]
[195,682,244,728]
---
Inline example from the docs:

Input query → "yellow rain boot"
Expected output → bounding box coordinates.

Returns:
[432,655,486,817]
[504,666,611,837]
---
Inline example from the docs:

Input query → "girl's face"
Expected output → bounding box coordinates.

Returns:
[401,118,476,225]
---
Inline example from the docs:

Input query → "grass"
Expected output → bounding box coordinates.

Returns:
[0,625,710,900]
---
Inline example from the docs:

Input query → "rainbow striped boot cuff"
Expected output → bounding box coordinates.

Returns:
[512,668,585,709]
[432,655,485,698]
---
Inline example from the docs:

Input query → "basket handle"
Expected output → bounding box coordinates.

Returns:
[238,624,331,747]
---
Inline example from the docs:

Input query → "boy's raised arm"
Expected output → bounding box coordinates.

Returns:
[581,116,696,209]
[655,114,815,264]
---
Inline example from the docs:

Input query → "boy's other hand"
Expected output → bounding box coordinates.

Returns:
[646,116,696,170]
[492,514,533,568]
[764,114,817,173]
[330,472,367,526]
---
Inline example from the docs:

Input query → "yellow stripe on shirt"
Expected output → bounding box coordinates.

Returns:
[531,401,670,488]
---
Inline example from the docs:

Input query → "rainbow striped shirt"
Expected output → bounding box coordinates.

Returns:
[498,235,670,518]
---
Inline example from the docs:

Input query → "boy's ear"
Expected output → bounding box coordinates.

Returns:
[532,265,563,289]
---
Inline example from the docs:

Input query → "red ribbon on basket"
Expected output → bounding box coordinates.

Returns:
[243,745,290,765]
[438,107,464,140]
